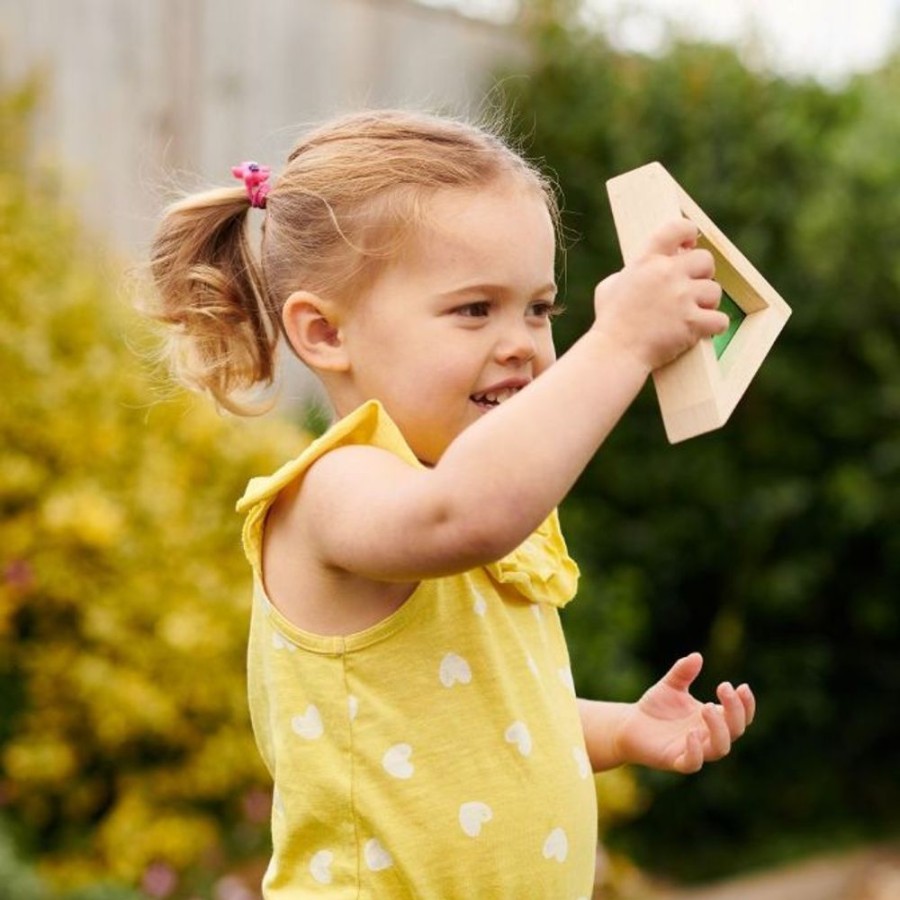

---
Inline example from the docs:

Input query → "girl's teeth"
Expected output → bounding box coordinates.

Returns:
[480,388,515,405]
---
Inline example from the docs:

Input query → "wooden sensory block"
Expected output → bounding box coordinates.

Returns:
[606,162,792,443]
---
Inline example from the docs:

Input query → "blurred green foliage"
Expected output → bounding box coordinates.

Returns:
[0,815,46,900]
[0,817,144,900]
[501,15,900,881]
[0,83,307,892]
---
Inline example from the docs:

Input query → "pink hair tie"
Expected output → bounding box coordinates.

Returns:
[231,160,271,209]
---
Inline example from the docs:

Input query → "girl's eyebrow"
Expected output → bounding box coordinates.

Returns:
[438,281,558,299]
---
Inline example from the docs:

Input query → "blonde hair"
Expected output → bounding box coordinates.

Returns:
[146,109,557,414]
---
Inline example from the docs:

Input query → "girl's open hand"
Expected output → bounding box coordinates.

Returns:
[614,652,756,774]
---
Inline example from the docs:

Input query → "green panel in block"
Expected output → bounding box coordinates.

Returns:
[713,291,746,359]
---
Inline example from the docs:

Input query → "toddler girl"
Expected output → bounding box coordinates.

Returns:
[148,109,755,898]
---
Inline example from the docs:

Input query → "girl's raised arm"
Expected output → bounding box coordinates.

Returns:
[292,220,725,582]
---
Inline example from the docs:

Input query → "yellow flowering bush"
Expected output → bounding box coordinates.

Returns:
[0,84,308,890]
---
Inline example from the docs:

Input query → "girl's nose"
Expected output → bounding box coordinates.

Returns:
[495,324,537,366]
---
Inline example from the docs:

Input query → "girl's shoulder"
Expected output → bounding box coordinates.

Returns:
[237,399,418,518]
[238,400,425,637]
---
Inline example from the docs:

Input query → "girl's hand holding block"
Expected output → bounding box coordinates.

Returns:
[592,218,729,373]
[607,162,792,442]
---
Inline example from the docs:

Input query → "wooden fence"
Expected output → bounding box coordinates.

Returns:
[0,0,524,253]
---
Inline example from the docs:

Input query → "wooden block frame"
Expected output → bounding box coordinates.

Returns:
[606,162,791,443]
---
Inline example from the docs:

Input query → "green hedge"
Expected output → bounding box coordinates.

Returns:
[500,18,900,880]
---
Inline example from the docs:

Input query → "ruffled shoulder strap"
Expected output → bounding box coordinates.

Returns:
[236,400,419,573]
[236,399,579,607]
[485,508,580,609]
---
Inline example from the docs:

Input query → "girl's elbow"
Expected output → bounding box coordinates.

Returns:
[434,504,527,571]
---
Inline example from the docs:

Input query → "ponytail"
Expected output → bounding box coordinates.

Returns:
[147,187,280,414]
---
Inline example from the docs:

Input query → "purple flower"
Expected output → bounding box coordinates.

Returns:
[241,787,272,824]
[141,862,178,898]
[3,559,33,589]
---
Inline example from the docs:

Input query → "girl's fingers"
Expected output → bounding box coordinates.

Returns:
[717,682,747,738]
[703,702,732,760]
[660,652,704,692]
[677,682,756,774]
[676,729,704,774]
[643,218,700,257]
[695,308,731,340]
[683,247,716,280]
[737,684,756,726]
[695,278,724,311]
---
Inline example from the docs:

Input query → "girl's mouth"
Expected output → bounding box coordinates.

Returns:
[470,387,520,409]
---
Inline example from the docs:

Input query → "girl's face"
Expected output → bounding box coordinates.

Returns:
[337,176,560,465]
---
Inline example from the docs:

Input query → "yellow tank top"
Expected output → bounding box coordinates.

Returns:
[237,401,597,898]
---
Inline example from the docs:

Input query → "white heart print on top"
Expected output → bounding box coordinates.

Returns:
[558,667,576,695]
[291,705,323,740]
[542,827,568,863]
[382,743,414,779]
[364,838,393,871]
[309,849,333,884]
[572,745,591,779]
[459,801,493,837]
[271,630,296,652]
[439,652,472,687]
[504,720,533,757]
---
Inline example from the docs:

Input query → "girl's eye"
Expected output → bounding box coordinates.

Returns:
[529,301,566,320]
[456,301,491,318]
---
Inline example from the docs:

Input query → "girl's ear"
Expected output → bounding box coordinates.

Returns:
[282,291,350,373]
